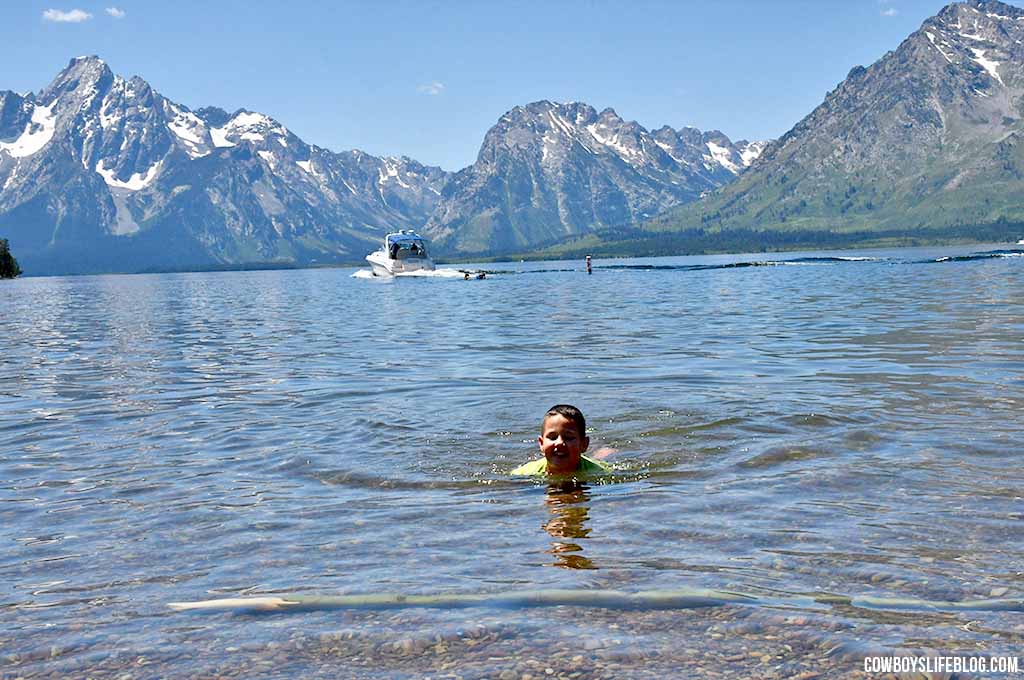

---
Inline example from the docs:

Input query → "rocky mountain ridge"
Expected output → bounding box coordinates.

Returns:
[424,100,762,254]
[0,57,763,273]
[649,0,1024,242]
[0,57,447,274]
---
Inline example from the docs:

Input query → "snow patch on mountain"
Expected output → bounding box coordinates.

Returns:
[738,141,767,166]
[378,158,411,188]
[109,192,140,235]
[2,162,19,191]
[547,110,575,138]
[705,141,738,173]
[167,105,211,158]
[95,158,163,190]
[654,140,683,164]
[100,107,122,130]
[167,111,204,144]
[0,103,57,158]
[232,112,275,129]
[586,124,642,161]
[216,111,288,144]
[210,126,236,148]
[541,131,559,163]
[547,110,595,154]
[970,47,1004,84]
[924,30,957,64]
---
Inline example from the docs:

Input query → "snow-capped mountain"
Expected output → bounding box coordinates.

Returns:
[656,0,1024,239]
[424,101,764,254]
[0,57,765,273]
[0,56,447,274]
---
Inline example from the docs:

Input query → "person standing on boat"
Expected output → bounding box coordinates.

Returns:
[586,255,592,274]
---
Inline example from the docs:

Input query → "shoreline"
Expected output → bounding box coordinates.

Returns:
[9,238,1021,279]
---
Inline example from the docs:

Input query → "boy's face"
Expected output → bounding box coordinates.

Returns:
[538,414,589,475]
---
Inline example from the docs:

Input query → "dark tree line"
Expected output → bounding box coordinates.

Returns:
[0,239,22,278]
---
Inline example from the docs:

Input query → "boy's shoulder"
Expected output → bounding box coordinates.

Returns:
[579,455,613,473]
[510,458,548,475]
[510,455,612,476]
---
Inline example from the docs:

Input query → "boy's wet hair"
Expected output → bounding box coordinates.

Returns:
[543,404,586,435]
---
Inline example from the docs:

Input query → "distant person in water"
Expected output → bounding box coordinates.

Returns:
[511,404,613,476]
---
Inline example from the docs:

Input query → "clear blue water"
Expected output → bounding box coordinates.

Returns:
[1,244,1022,678]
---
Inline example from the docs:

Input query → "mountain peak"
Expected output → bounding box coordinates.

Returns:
[43,55,114,104]
[71,55,106,67]
[934,0,1024,23]
[657,0,1024,241]
[426,96,768,254]
[60,55,111,78]
[1,56,452,274]
[596,107,624,124]
[195,106,230,127]
[963,0,1023,15]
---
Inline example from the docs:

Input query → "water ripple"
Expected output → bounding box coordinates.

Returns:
[0,245,1022,674]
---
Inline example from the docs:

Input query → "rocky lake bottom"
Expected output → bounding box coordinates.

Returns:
[2,244,1022,678]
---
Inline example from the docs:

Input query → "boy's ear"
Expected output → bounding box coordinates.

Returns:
[537,434,544,449]
[581,435,590,452]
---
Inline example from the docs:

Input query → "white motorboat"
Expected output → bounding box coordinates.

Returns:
[365,230,435,277]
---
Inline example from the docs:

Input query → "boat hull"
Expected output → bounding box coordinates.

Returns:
[366,250,435,277]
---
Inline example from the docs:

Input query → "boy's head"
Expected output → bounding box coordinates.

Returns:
[538,404,590,475]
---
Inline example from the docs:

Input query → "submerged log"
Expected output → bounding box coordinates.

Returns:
[168,588,1024,614]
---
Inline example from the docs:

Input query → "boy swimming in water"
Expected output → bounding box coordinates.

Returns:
[511,404,613,476]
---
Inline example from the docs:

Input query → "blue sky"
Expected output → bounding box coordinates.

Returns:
[2,1,1016,171]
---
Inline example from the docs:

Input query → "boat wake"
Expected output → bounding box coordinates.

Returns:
[352,268,482,280]
[928,249,1024,263]
[397,268,469,278]
[350,248,1022,279]
[599,256,882,272]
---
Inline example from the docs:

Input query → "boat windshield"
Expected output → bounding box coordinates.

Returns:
[387,237,429,259]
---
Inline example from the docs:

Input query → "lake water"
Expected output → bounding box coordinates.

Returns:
[2,244,1022,679]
